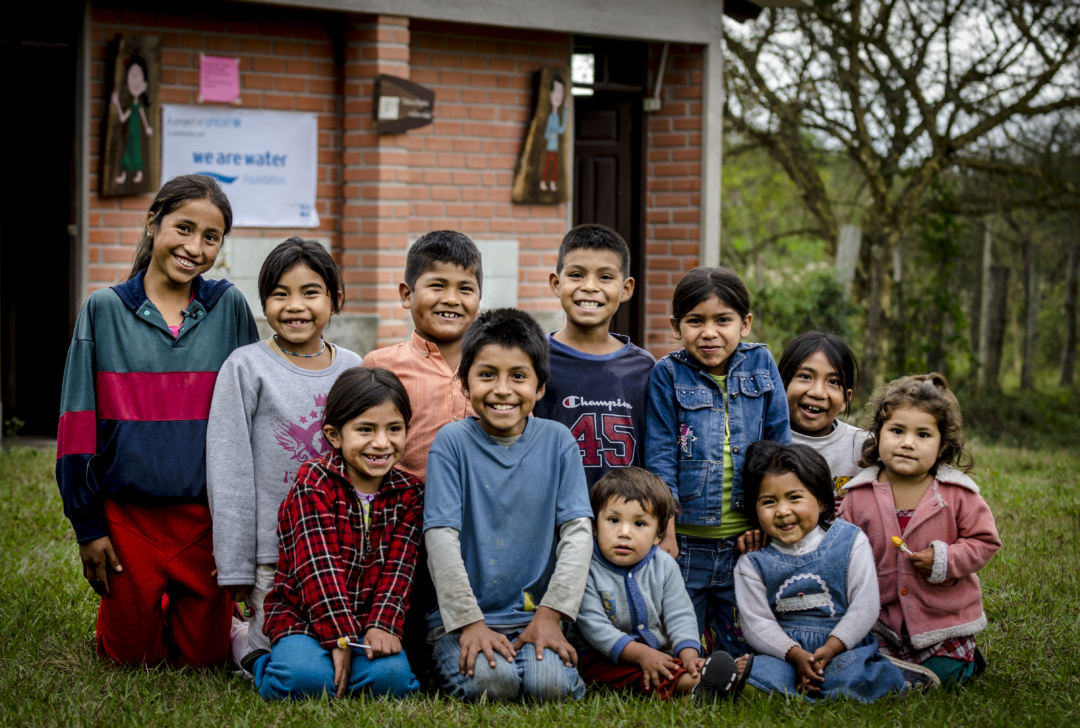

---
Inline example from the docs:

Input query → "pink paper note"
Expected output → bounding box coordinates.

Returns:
[199,54,240,104]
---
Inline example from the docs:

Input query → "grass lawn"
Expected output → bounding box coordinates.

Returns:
[0,440,1077,727]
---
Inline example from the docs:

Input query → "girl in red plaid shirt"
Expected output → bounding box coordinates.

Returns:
[255,367,423,700]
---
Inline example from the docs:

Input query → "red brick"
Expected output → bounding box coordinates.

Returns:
[253,57,284,73]
[275,41,305,56]
[206,36,239,52]
[243,74,274,90]
[263,94,295,109]
[277,76,307,92]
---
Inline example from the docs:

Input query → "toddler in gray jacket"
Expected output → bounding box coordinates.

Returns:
[569,468,748,701]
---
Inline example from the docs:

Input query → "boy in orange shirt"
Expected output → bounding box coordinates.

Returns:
[362,229,483,686]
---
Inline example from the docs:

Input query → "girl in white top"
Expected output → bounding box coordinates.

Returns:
[777,332,868,501]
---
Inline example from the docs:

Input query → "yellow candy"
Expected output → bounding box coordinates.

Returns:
[337,637,349,650]
[891,536,903,547]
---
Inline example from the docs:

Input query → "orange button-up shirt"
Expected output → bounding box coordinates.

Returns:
[362,330,475,482]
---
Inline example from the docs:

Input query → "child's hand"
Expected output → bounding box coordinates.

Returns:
[909,547,935,575]
[659,517,679,559]
[459,620,516,676]
[638,647,681,692]
[331,645,352,697]
[810,636,846,675]
[678,647,704,679]
[226,585,250,603]
[737,529,768,553]
[785,646,823,693]
[513,606,577,667]
[78,536,122,596]
[362,627,401,660]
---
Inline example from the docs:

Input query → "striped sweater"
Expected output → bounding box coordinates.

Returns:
[56,271,259,543]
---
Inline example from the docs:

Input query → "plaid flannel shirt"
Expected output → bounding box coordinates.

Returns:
[263,452,423,650]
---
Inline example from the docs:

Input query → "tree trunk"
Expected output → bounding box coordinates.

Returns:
[927,238,951,376]
[892,243,905,376]
[1021,239,1039,391]
[836,225,861,300]
[859,236,886,400]
[1062,243,1079,387]
[982,265,1010,394]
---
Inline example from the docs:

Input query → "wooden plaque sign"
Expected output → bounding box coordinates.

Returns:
[374,75,435,134]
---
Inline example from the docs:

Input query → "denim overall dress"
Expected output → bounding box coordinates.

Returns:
[744,519,905,702]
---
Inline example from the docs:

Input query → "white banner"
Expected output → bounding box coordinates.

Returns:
[161,105,320,228]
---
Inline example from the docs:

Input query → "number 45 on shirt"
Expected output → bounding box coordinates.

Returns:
[570,413,635,468]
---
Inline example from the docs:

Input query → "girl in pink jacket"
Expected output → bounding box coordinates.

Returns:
[837,373,1000,687]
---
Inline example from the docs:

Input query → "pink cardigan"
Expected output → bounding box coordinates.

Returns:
[837,465,1001,650]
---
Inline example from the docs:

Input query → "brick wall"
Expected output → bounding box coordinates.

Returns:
[408,21,570,325]
[86,4,344,293]
[84,4,703,354]
[643,43,704,360]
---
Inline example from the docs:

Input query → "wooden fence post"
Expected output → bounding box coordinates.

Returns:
[982,265,1010,393]
[1062,243,1079,388]
[1021,239,1040,392]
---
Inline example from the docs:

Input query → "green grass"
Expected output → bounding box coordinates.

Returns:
[1,442,1077,727]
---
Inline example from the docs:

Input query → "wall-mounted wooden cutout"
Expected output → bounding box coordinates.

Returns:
[101,34,161,198]
[513,66,572,205]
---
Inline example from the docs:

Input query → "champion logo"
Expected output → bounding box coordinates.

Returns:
[562,395,632,411]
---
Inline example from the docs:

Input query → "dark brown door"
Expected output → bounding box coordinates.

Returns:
[573,94,645,345]
[1,2,82,435]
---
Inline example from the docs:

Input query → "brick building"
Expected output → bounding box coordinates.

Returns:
[2,0,798,434]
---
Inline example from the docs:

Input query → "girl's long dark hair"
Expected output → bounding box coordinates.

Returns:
[127,175,233,280]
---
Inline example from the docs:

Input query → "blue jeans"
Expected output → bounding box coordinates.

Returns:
[676,534,746,659]
[432,631,586,702]
[255,634,419,700]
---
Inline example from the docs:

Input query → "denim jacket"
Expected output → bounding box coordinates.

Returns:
[644,343,791,528]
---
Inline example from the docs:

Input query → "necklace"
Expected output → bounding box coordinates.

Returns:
[275,335,326,358]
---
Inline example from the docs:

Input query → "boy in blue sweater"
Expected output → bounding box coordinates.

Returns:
[570,467,747,702]
[534,225,655,489]
[424,308,594,702]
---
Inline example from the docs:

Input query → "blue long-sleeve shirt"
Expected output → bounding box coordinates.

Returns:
[569,544,701,663]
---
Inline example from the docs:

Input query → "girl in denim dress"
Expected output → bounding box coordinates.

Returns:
[644,266,790,660]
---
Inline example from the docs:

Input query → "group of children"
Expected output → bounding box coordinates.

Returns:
[56,174,1001,705]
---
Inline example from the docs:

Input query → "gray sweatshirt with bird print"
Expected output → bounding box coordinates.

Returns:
[206,340,362,587]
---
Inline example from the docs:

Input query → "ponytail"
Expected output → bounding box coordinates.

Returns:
[127,175,233,280]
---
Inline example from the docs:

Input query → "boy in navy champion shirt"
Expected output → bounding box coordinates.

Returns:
[534,224,655,489]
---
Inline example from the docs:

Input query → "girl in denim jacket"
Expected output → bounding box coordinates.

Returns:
[644,266,790,659]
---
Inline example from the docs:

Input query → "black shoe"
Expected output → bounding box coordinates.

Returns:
[240,648,270,676]
[973,648,986,676]
[732,654,753,701]
[693,650,740,705]
[885,656,941,692]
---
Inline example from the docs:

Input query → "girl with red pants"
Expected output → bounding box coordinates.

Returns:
[56,175,259,666]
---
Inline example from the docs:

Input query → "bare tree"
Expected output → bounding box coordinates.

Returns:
[723,0,1080,395]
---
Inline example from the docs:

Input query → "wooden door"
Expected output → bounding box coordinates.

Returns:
[573,93,645,345]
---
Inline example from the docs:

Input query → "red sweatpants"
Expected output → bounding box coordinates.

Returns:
[97,500,231,667]
[577,650,691,700]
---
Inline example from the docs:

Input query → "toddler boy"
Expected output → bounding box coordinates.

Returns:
[424,308,594,701]
[570,467,745,701]
[534,224,655,489]
[362,230,482,685]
